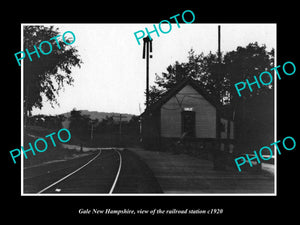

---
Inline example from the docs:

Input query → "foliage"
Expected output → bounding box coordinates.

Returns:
[68,109,139,145]
[149,43,274,106]
[223,43,274,104]
[69,109,91,141]
[27,114,65,129]
[24,25,83,116]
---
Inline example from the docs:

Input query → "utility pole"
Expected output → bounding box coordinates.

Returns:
[138,103,143,142]
[142,36,153,108]
[90,123,94,140]
[218,25,221,60]
[89,119,98,141]
[112,114,127,146]
[214,25,225,170]
[218,25,223,105]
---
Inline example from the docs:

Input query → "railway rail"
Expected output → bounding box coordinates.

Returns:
[24,149,122,194]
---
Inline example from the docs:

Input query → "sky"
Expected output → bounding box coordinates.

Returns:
[27,23,276,116]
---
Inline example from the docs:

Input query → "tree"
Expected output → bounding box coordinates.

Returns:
[69,109,91,141]
[222,43,274,151]
[150,43,274,106]
[148,49,223,105]
[147,85,165,106]
[24,26,83,120]
[223,42,274,104]
[154,61,185,91]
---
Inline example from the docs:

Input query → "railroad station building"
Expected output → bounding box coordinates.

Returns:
[140,77,235,158]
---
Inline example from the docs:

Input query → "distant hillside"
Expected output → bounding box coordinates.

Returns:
[60,110,136,122]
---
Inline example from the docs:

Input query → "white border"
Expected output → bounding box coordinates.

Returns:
[21,23,277,196]
[21,24,24,195]
[274,26,277,196]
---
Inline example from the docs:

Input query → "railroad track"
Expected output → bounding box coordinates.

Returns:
[24,149,122,194]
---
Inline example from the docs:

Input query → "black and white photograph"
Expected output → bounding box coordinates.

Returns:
[21,23,276,195]
[4,4,298,220]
